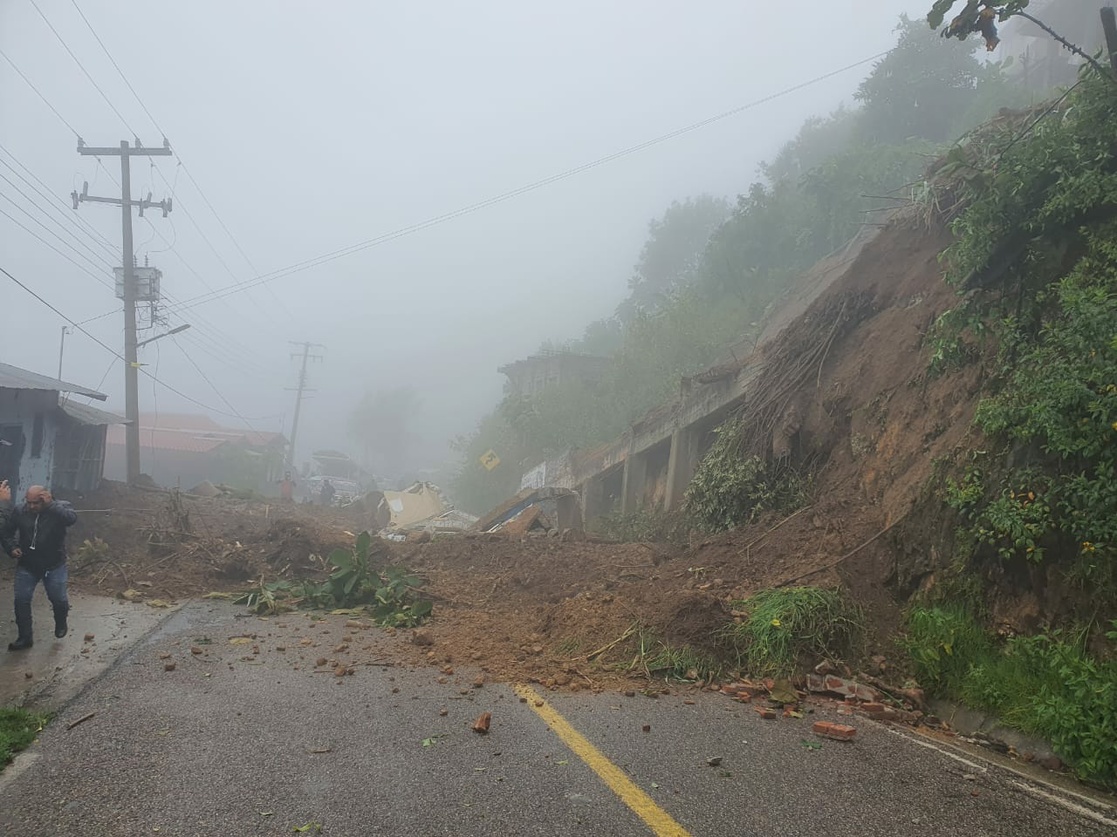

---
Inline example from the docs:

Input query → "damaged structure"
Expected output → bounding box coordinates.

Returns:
[0,362,124,493]
[507,226,883,524]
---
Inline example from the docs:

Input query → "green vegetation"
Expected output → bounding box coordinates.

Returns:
[683,416,809,533]
[590,508,688,544]
[630,631,723,683]
[451,16,1032,514]
[905,607,1117,788]
[723,587,863,676]
[928,73,1117,597]
[237,532,431,627]
[0,708,47,767]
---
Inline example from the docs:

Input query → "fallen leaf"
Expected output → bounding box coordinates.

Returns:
[202,592,234,600]
[229,637,253,645]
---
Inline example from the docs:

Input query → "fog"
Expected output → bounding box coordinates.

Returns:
[1,1,932,483]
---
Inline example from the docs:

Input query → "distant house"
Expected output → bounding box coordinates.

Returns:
[999,0,1102,91]
[104,413,286,493]
[498,350,612,397]
[0,362,123,494]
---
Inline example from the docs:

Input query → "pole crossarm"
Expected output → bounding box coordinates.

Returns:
[72,138,174,484]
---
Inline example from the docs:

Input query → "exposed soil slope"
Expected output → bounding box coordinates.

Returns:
[30,210,989,691]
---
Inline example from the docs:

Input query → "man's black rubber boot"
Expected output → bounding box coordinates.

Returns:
[9,602,33,651]
[53,603,69,639]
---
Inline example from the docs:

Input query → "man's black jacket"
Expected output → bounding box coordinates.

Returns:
[1,500,77,576]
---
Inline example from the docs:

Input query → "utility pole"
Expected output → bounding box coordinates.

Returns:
[57,325,69,380]
[286,341,324,470]
[74,139,172,484]
[1102,7,1117,75]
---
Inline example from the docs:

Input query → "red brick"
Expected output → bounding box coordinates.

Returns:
[859,702,886,714]
[814,722,857,741]
[755,707,777,720]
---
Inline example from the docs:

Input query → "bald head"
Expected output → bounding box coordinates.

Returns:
[25,485,51,511]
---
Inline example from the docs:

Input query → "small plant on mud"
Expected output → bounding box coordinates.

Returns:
[723,587,862,676]
[237,531,432,626]
[326,532,432,626]
[629,631,722,682]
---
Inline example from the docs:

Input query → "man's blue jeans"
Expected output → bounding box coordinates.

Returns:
[14,563,69,609]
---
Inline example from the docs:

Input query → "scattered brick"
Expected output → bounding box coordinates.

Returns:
[812,721,856,741]
[755,707,777,720]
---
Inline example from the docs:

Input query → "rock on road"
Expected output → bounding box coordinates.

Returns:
[1,601,1113,837]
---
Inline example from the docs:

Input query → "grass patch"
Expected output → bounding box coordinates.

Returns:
[628,631,723,683]
[722,587,863,676]
[0,708,48,766]
[903,607,1117,789]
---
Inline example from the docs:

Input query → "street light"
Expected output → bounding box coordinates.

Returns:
[136,323,191,348]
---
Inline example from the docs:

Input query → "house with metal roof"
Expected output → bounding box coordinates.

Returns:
[0,361,124,494]
[104,413,286,494]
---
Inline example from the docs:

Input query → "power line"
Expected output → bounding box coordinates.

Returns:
[27,0,138,136]
[0,145,119,256]
[166,51,890,313]
[1,262,270,420]
[0,170,118,269]
[1,50,280,375]
[66,3,291,318]
[0,47,81,137]
[0,204,114,289]
[66,0,161,136]
[170,335,266,435]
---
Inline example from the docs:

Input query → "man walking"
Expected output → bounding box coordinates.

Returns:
[2,484,77,651]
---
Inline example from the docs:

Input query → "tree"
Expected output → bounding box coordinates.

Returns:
[348,386,421,480]
[761,107,858,185]
[620,196,731,318]
[855,15,988,145]
[928,2,1028,51]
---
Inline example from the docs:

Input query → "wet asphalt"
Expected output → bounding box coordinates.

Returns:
[0,600,1113,837]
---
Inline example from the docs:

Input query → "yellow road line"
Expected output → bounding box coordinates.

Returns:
[514,683,692,837]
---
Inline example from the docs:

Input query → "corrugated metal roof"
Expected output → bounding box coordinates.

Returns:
[106,424,230,454]
[59,400,125,426]
[0,362,107,400]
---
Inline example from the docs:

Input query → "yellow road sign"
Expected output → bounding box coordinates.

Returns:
[480,449,501,471]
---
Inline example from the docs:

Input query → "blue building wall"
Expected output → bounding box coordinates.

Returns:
[0,388,61,495]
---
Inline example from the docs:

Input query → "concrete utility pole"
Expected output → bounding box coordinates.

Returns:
[286,341,324,470]
[74,139,173,484]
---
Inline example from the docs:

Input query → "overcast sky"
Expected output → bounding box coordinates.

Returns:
[1,0,933,479]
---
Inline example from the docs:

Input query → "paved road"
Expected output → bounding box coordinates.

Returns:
[1,601,1113,836]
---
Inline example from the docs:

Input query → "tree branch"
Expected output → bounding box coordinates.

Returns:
[1013,12,1109,78]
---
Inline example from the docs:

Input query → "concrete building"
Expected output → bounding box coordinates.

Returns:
[499,349,611,397]
[0,362,123,494]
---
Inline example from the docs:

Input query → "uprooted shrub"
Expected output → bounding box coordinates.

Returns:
[236,531,432,627]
